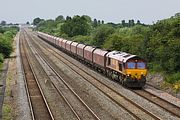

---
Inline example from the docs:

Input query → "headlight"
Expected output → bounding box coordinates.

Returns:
[127,74,131,77]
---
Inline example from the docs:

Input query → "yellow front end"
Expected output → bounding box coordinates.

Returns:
[125,69,148,80]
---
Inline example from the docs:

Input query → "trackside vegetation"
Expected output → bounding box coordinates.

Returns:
[33,13,180,90]
[0,25,19,66]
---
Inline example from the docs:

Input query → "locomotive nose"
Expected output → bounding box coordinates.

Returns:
[135,73,138,78]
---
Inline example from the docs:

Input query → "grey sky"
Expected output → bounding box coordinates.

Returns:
[0,0,180,24]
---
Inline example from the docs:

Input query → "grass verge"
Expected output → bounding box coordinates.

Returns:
[165,72,180,93]
[2,104,13,120]
[2,66,14,120]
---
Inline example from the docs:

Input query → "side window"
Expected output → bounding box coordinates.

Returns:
[119,63,122,71]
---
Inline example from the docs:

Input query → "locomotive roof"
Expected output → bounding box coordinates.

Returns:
[106,51,137,62]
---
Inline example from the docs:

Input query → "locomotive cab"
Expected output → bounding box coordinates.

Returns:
[106,51,148,88]
[124,58,147,88]
[125,58,147,82]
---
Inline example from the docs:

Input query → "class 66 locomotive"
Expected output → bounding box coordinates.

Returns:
[106,51,147,88]
[37,32,148,88]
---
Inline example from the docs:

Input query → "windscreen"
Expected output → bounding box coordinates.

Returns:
[127,61,146,69]
[127,62,136,69]
[137,62,146,69]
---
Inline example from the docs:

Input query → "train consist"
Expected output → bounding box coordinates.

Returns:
[37,32,148,88]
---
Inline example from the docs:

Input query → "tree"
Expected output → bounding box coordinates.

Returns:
[66,16,71,21]
[122,20,126,27]
[98,20,101,26]
[92,25,115,47]
[33,17,43,25]
[0,53,3,63]
[93,19,98,27]
[61,15,91,37]
[55,15,65,22]
[103,34,123,50]
[174,13,180,18]
[82,15,92,23]
[0,35,13,58]
[137,20,141,25]
[131,19,135,26]
[102,20,104,24]
[38,19,56,34]
[1,21,6,26]
[128,19,135,27]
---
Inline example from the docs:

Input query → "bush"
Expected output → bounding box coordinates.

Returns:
[72,35,92,44]
[0,53,3,63]
[92,25,115,47]
[0,26,18,58]
[165,72,180,84]
[0,38,13,58]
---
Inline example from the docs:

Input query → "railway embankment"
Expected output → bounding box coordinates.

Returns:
[2,32,31,120]
[147,73,180,98]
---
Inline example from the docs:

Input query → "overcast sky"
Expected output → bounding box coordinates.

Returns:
[0,0,180,24]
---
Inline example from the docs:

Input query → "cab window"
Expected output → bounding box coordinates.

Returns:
[108,58,111,65]
[137,62,146,69]
[119,63,122,71]
[127,62,135,69]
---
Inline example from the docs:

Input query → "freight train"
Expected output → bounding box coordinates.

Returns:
[37,32,148,88]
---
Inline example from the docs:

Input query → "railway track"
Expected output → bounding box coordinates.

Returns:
[23,30,100,120]
[132,89,180,118]
[27,31,164,120]
[19,31,54,120]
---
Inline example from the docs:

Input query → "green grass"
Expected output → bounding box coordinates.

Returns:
[165,72,180,84]
[0,53,4,67]
[164,72,180,93]
[2,69,14,120]
[0,62,2,69]
[2,104,13,120]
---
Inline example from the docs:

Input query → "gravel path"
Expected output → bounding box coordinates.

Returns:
[15,32,32,120]
[145,86,180,107]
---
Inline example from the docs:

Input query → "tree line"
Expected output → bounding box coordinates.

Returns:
[33,13,180,85]
[0,25,19,65]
